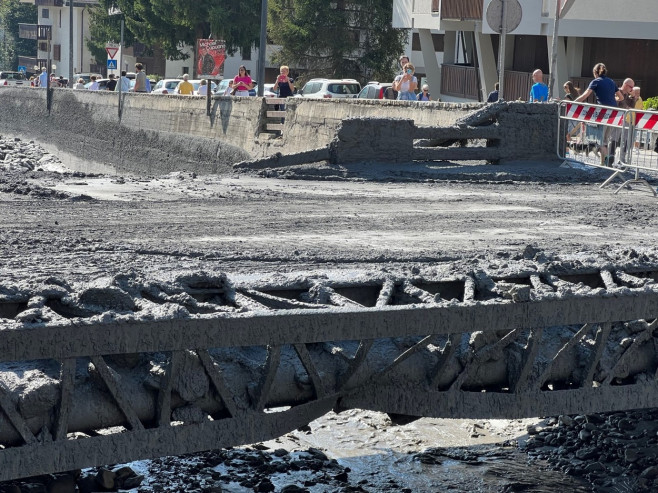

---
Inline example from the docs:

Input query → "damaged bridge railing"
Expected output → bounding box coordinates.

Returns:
[2,267,658,480]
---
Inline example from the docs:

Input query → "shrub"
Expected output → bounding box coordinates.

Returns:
[643,96,658,110]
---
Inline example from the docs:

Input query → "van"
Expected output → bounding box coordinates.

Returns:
[0,71,27,87]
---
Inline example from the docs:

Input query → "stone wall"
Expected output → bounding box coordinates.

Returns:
[0,88,558,175]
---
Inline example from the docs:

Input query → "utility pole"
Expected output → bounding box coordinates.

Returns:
[548,0,561,100]
[257,0,267,97]
[497,0,507,100]
[68,0,73,87]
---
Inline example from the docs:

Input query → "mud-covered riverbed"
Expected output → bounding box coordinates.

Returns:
[3,135,658,492]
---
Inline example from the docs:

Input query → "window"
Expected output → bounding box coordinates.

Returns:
[241,47,251,61]
[182,67,189,75]
[42,8,49,19]
[412,33,444,52]
[53,44,61,62]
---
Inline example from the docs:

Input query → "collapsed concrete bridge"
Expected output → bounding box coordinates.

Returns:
[2,263,658,480]
[0,88,556,177]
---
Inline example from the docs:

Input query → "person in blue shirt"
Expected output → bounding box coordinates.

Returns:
[529,69,548,102]
[575,62,624,166]
[487,82,499,102]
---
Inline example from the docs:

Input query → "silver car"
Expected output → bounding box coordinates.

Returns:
[0,71,27,87]
[297,78,361,99]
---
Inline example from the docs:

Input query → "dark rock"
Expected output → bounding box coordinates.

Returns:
[255,479,274,492]
[18,484,46,493]
[46,474,76,493]
[333,471,349,483]
[280,486,309,493]
[575,446,599,460]
[94,469,115,490]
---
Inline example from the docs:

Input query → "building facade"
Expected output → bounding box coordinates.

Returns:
[394,0,658,102]
[19,0,101,79]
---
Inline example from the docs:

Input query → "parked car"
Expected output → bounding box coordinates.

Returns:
[357,81,396,100]
[189,80,218,95]
[151,79,181,95]
[215,78,231,95]
[83,78,110,90]
[260,83,278,97]
[297,78,361,99]
[73,73,102,84]
[0,71,27,87]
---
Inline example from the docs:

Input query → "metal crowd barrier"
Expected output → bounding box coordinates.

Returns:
[557,101,658,196]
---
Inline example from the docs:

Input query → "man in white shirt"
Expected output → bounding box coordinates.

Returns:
[87,75,100,91]
[115,71,131,92]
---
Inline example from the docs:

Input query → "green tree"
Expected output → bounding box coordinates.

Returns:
[88,0,261,69]
[268,0,407,84]
[0,0,37,71]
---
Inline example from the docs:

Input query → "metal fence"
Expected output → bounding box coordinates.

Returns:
[558,101,658,196]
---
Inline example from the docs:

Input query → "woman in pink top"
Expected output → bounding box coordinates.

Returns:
[230,65,253,96]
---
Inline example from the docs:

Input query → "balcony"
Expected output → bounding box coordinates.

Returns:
[35,0,64,6]
[436,0,483,20]
[441,64,480,100]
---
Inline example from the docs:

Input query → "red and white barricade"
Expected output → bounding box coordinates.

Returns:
[558,101,657,196]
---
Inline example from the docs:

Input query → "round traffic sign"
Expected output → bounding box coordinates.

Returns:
[486,0,523,33]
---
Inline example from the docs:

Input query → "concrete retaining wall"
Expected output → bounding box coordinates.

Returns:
[0,87,558,175]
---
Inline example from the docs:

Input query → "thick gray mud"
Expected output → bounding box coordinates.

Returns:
[3,135,658,492]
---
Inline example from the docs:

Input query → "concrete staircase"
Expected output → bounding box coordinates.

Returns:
[262,97,287,136]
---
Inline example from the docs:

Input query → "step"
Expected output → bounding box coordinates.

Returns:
[265,97,287,105]
[266,111,286,118]
[265,123,284,131]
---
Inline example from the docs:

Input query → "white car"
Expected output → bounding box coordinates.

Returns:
[73,73,102,85]
[261,83,278,97]
[297,78,361,99]
[190,80,218,95]
[0,71,27,87]
[151,79,183,95]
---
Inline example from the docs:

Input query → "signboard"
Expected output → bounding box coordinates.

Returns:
[106,44,119,59]
[196,39,226,77]
[17,66,26,74]
[107,59,117,70]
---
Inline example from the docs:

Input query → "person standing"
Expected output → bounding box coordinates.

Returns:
[398,55,409,73]
[616,78,635,109]
[529,69,548,102]
[563,81,580,101]
[73,78,85,90]
[87,75,100,91]
[107,74,117,91]
[417,84,431,101]
[115,71,131,92]
[196,79,208,96]
[392,62,418,101]
[176,74,194,95]
[575,62,623,166]
[38,67,48,88]
[230,65,253,96]
[615,78,636,162]
[133,63,147,93]
[487,82,500,102]
[273,65,294,115]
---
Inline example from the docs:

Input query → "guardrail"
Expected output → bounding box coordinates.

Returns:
[558,101,657,196]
